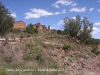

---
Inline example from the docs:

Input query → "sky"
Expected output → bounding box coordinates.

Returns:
[0,0,100,39]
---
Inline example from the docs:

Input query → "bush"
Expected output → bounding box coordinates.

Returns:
[3,56,13,63]
[86,38,100,45]
[56,46,61,49]
[26,23,37,34]
[0,71,7,75]
[26,43,35,48]
[63,44,71,53]
[26,34,31,37]
[57,30,65,35]
[91,48,100,55]
[91,48,96,53]
[95,51,100,55]
[24,54,33,61]
[10,29,21,34]
[35,54,44,63]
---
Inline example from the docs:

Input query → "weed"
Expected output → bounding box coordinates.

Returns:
[91,49,100,55]
[56,46,61,49]
[26,43,35,48]
[61,56,65,58]
[66,62,70,66]
[51,63,58,69]
[0,48,5,53]
[3,56,13,63]
[63,44,71,53]
[0,71,7,75]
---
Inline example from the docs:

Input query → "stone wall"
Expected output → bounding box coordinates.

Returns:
[13,20,26,29]
[33,22,50,33]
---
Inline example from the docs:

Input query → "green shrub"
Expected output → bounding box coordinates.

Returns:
[10,29,21,34]
[0,71,7,75]
[61,56,65,58]
[95,51,100,55]
[20,35,24,39]
[91,48,96,53]
[0,49,5,53]
[26,34,31,37]
[26,23,38,34]
[63,44,71,53]
[26,43,35,48]
[86,38,100,45]
[35,54,44,63]
[66,62,70,66]
[24,54,33,61]
[57,30,65,35]
[3,56,13,63]
[51,63,58,69]
[56,46,61,49]
[41,43,54,49]
[91,49,100,55]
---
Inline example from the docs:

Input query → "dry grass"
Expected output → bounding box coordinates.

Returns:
[0,32,97,75]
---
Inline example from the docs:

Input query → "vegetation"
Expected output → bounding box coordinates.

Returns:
[64,15,93,43]
[91,47,100,55]
[63,44,71,53]
[0,2,14,36]
[26,23,38,34]
[86,38,100,45]
[64,15,81,37]
[57,30,65,35]
[0,2,100,75]
[10,29,21,34]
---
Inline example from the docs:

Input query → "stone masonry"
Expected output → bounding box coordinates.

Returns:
[33,22,50,33]
[13,20,26,29]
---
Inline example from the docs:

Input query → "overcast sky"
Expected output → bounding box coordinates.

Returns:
[1,0,100,39]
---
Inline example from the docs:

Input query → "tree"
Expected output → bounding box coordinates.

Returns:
[64,15,93,43]
[0,2,14,36]
[64,15,81,37]
[26,23,37,34]
[78,17,93,43]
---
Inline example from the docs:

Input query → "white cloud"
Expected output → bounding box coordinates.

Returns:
[54,9,66,15]
[97,0,100,2]
[94,22,100,26]
[72,16,83,20]
[89,8,94,11]
[50,27,56,29]
[25,8,53,19]
[71,3,77,6]
[53,9,67,15]
[57,20,64,26]
[97,9,100,12]
[52,0,76,8]
[62,9,66,13]
[10,12,17,18]
[72,17,76,19]
[25,8,67,19]
[54,12,61,15]
[92,27,100,34]
[69,7,86,12]
[53,4,60,8]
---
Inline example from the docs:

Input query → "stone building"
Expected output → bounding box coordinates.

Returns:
[33,22,50,33]
[13,20,26,29]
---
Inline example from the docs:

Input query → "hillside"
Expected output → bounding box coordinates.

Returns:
[0,31,100,75]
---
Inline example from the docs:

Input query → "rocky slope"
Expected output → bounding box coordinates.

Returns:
[0,32,100,75]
